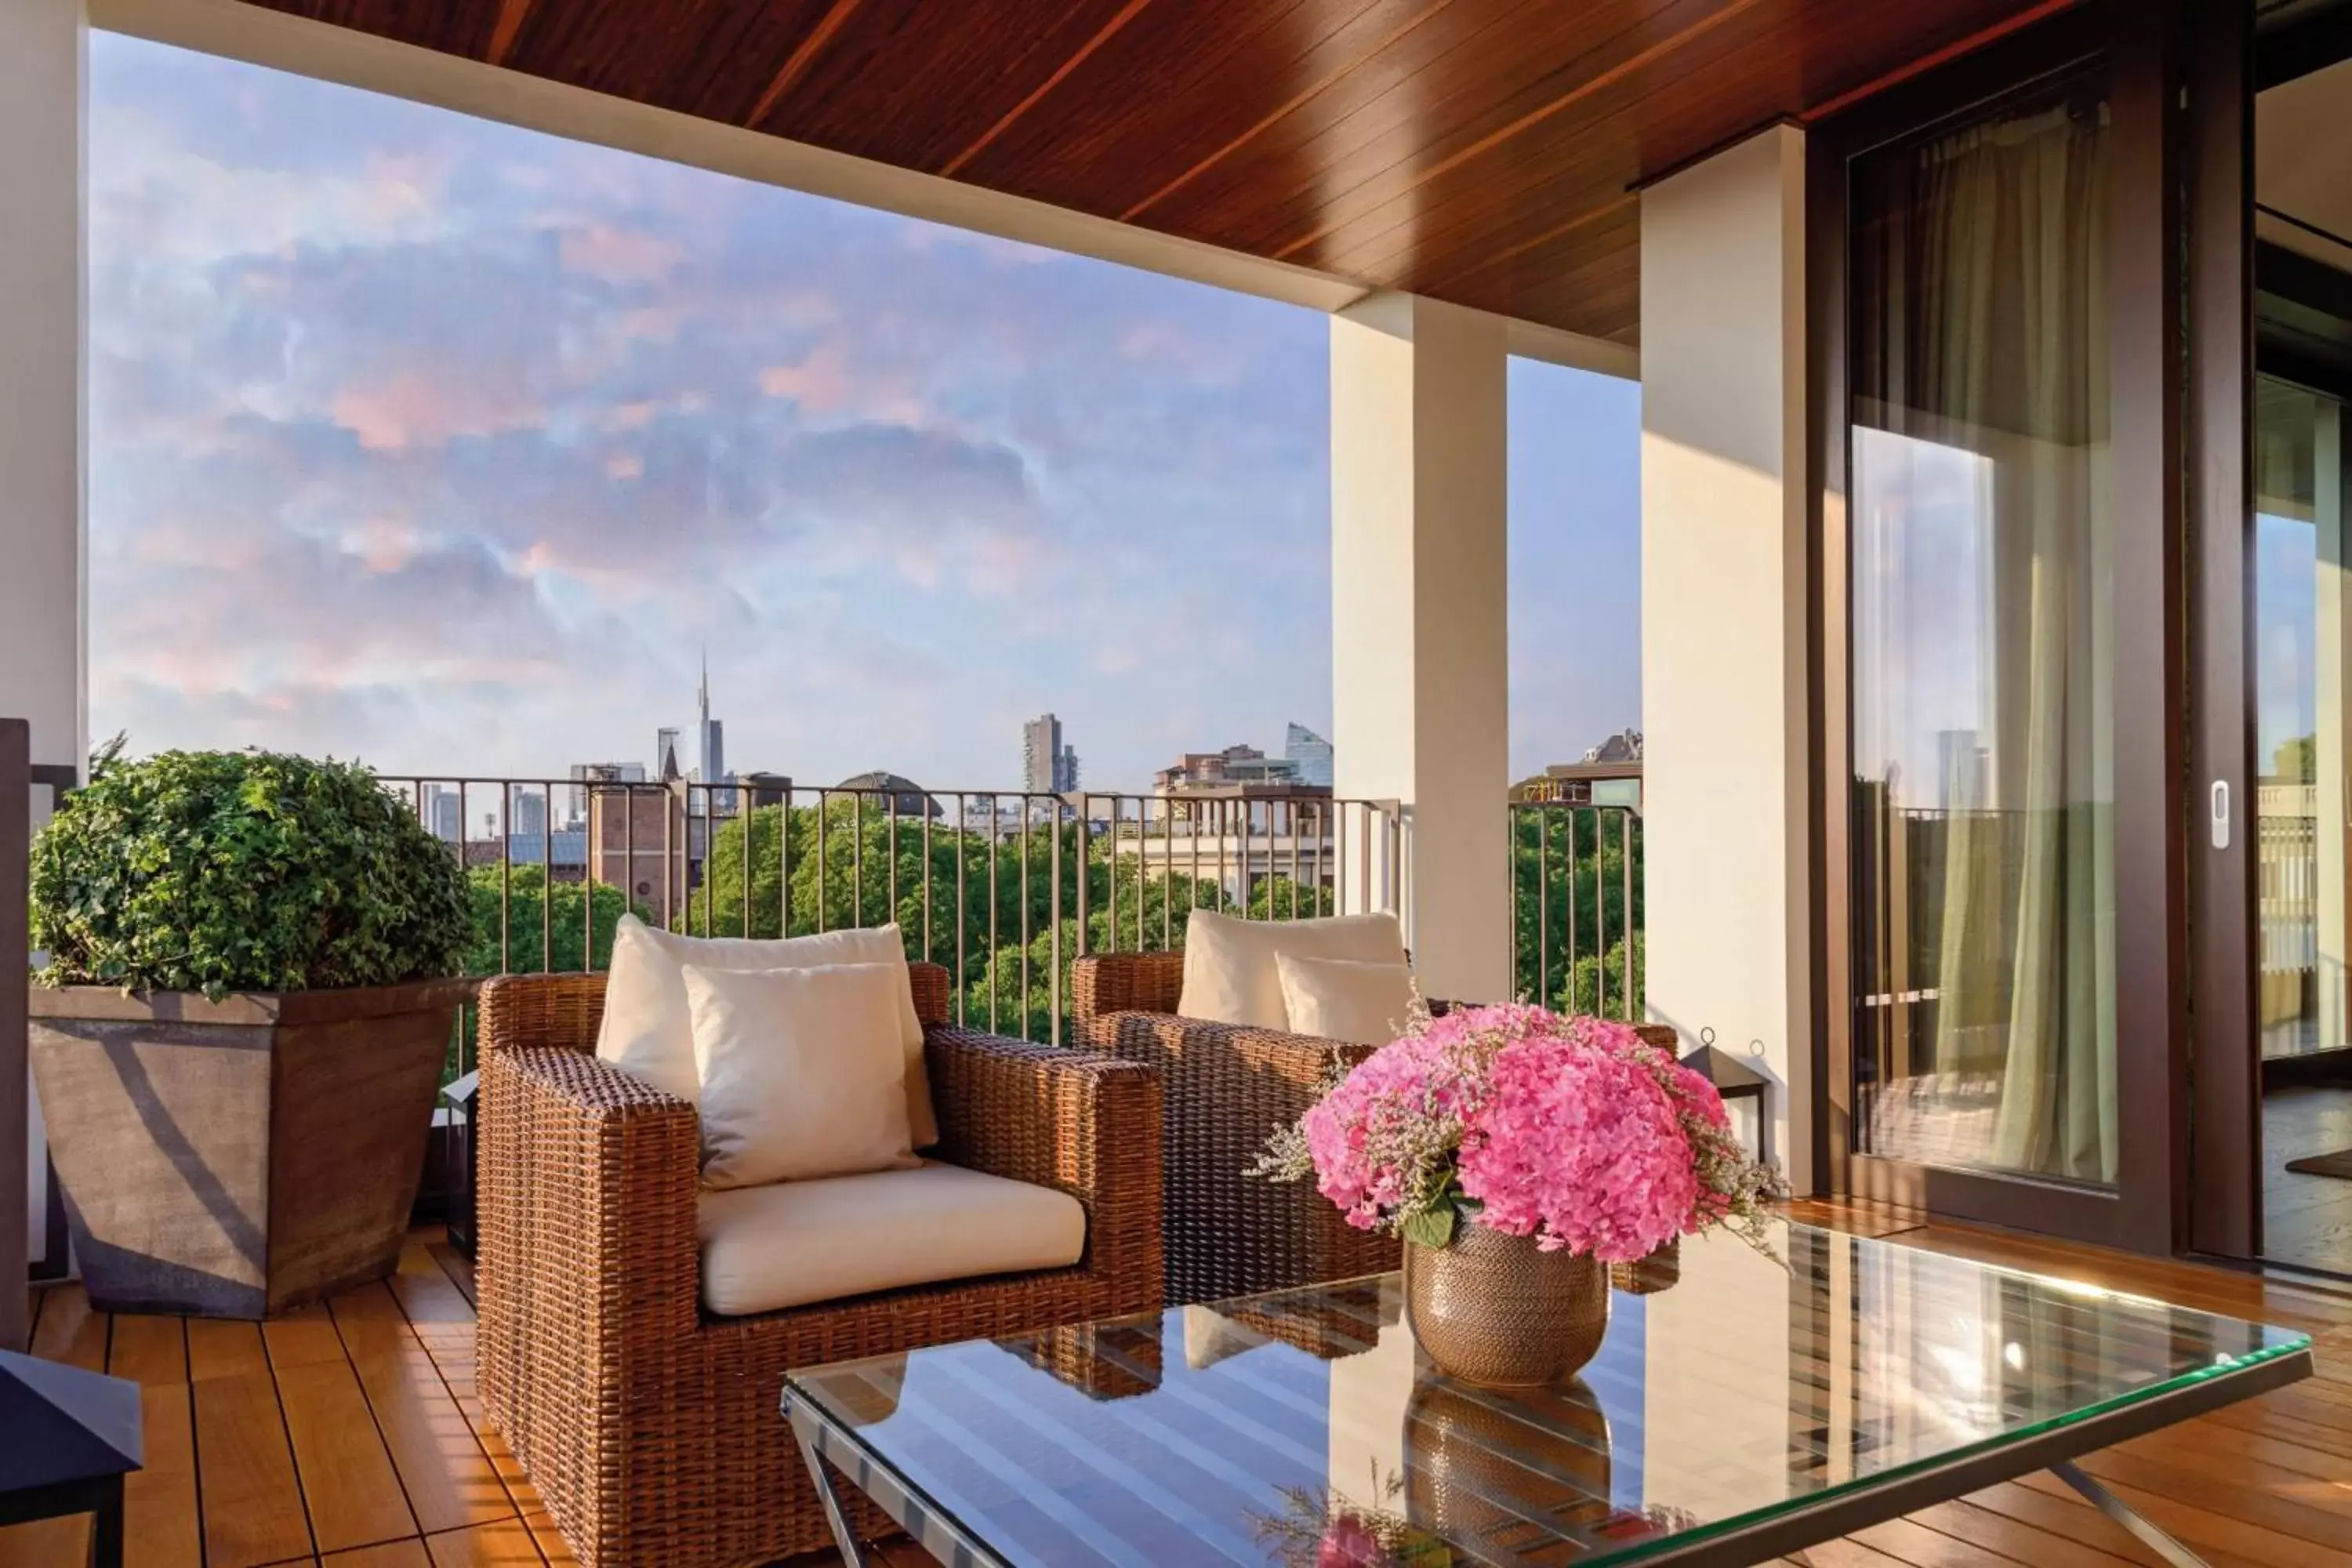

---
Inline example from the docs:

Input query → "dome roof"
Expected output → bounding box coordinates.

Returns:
[834,771,943,817]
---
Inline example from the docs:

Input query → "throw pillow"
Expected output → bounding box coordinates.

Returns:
[1177,909,1407,1030]
[1276,953,1418,1047]
[593,914,939,1145]
[684,962,917,1189]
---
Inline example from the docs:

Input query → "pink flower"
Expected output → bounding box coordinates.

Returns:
[1283,1004,1751,1262]
[1318,1515,1393,1567]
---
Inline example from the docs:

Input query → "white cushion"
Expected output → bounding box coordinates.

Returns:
[1275,953,1417,1047]
[1177,909,1408,1031]
[695,1161,1087,1316]
[594,915,938,1147]
[684,963,917,1189]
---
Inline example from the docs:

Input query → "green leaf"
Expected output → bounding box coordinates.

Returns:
[1402,1207,1455,1250]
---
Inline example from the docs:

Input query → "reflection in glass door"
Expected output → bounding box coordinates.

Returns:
[1846,77,2118,1189]
[2254,377,2344,1063]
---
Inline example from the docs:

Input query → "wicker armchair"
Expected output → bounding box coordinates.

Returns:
[1070,949,1679,1307]
[474,961,1163,1568]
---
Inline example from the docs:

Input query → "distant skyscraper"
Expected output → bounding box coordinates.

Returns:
[422,785,462,844]
[697,648,729,808]
[1285,723,1334,788]
[508,784,549,840]
[1022,713,1079,795]
[655,727,684,781]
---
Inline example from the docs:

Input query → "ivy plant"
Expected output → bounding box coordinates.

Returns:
[30,743,470,999]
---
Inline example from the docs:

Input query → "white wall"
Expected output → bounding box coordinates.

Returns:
[1640,125,1813,1189]
[0,0,88,771]
[1,0,86,1294]
[1331,294,1512,1004]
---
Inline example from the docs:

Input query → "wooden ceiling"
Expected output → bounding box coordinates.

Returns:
[238,0,2074,343]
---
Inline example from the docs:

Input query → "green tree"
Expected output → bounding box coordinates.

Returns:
[452,866,648,1080]
[1568,934,1644,1018]
[463,863,645,977]
[1508,808,1643,1015]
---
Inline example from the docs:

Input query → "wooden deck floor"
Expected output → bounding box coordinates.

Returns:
[8,1205,2352,1568]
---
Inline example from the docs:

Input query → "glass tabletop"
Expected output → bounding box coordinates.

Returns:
[783,1221,2309,1566]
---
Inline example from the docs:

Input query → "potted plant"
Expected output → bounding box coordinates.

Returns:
[27,746,471,1318]
[1254,1004,1780,1388]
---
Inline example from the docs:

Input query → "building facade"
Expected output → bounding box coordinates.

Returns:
[1021,713,1078,795]
[1285,723,1334,789]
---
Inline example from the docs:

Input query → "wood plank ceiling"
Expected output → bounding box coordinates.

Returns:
[236,0,2074,343]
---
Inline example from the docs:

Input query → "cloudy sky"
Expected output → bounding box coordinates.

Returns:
[88,33,1641,797]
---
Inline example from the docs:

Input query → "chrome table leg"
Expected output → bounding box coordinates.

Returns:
[789,1402,871,1567]
[2049,1460,2206,1568]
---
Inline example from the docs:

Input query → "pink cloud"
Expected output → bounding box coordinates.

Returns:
[559,223,684,285]
[759,340,926,425]
[331,370,539,451]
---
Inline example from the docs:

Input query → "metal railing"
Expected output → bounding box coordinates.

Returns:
[383,775,1404,1077]
[1508,801,1642,1020]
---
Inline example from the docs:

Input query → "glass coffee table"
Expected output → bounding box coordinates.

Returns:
[782,1221,2308,1566]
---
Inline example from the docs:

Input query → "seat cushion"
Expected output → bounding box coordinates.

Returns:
[1177,909,1408,1031]
[695,1161,1087,1316]
[594,914,938,1147]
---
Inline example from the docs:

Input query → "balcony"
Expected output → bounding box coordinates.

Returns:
[5,0,2343,1563]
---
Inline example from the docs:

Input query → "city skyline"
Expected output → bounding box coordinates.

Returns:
[85,34,1641,795]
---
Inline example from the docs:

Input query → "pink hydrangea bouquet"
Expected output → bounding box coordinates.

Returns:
[1254,1004,1780,1261]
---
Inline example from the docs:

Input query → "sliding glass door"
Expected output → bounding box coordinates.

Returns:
[1847,78,2119,1192]
[1819,9,2185,1250]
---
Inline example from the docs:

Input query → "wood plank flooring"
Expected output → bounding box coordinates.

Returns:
[9,1208,2352,1568]
[2263,1084,2352,1272]
[2,1236,573,1568]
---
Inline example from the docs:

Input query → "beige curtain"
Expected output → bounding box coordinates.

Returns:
[1900,100,2119,1185]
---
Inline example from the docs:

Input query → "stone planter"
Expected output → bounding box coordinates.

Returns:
[27,978,471,1319]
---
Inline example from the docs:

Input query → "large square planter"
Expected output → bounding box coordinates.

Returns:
[27,979,472,1319]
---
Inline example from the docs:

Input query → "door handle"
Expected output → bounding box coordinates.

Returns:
[2210,779,2230,851]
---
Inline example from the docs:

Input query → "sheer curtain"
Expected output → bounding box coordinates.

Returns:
[1854,86,2118,1185]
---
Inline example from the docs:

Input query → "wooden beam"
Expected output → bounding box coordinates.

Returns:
[1119,0,1464,223]
[1269,0,1772,263]
[744,0,864,130]
[483,0,531,67]
[942,0,1155,177]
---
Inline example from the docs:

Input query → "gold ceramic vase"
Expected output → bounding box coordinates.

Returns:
[1403,1222,1610,1388]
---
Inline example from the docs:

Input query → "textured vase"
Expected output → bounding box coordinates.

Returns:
[1403,1224,1610,1388]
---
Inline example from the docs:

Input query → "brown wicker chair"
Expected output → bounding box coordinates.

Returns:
[474,960,1163,1568]
[1070,949,1678,1307]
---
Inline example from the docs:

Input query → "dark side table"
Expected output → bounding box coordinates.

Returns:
[0,1348,143,1567]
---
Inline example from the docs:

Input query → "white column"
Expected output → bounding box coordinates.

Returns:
[1639,125,1813,1189]
[1330,293,1511,1004]
[1,0,88,1307]
[1,0,89,771]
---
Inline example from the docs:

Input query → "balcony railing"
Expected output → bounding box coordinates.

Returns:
[1508,801,1644,1021]
[383,775,1404,1076]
